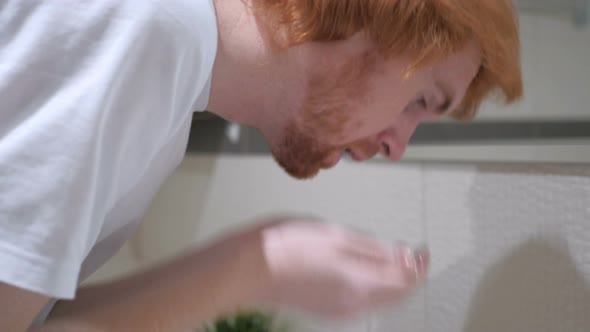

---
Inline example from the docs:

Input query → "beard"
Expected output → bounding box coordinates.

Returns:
[269,51,378,179]
[271,121,341,179]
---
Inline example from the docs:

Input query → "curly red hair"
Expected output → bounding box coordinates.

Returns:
[254,0,523,120]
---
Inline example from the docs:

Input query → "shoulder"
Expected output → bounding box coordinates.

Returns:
[150,0,219,67]
[0,0,217,42]
[151,0,218,29]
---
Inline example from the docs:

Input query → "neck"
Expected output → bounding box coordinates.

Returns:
[207,0,278,130]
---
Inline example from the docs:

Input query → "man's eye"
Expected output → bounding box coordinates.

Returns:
[416,96,427,109]
[413,96,428,111]
[403,96,428,114]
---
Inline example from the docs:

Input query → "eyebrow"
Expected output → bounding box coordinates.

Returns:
[435,80,455,115]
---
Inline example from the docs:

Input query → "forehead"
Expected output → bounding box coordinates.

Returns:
[370,46,482,98]
[432,42,482,86]
[303,36,482,110]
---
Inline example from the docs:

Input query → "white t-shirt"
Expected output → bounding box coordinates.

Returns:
[0,0,218,303]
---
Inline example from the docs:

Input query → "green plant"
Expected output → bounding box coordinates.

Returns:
[200,310,289,332]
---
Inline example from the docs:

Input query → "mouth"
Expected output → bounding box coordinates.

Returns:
[322,151,342,168]
[344,148,364,162]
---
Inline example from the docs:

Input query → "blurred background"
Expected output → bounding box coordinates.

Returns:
[87,2,590,331]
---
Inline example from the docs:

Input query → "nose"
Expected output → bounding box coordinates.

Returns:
[377,130,405,161]
[377,120,421,161]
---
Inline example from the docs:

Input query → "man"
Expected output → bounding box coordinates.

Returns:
[0,0,522,331]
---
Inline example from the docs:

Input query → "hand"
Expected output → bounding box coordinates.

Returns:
[249,218,429,319]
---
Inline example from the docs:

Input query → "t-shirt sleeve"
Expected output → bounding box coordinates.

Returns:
[0,0,216,299]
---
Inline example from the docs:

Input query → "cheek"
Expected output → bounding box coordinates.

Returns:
[333,96,405,144]
[309,99,391,146]
[302,52,384,140]
[342,76,421,141]
[341,115,386,142]
[301,55,420,145]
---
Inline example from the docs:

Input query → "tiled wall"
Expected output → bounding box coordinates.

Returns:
[477,12,590,121]
[89,155,590,332]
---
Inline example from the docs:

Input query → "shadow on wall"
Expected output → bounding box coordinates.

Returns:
[462,164,590,332]
[463,239,590,332]
[425,164,590,332]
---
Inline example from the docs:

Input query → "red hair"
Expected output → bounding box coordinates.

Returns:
[254,0,523,120]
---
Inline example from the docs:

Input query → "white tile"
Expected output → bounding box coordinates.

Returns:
[191,155,425,244]
[477,14,537,120]
[528,15,590,119]
[422,164,479,332]
[424,163,590,332]
[369,288,426,332]
[476,13,590,121]
[280,311,368,332]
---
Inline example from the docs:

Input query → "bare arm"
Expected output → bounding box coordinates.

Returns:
[1,219,427,332]
[0,229,265,332]
[0,282,50,332]
[38,231,266,332]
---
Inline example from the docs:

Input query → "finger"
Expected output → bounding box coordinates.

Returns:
[366,247,430,305]
[339,233,398,262]
[352,246,430,288]
[392,246,430,285]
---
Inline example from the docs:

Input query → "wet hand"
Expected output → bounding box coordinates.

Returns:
[249,219,429,319]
